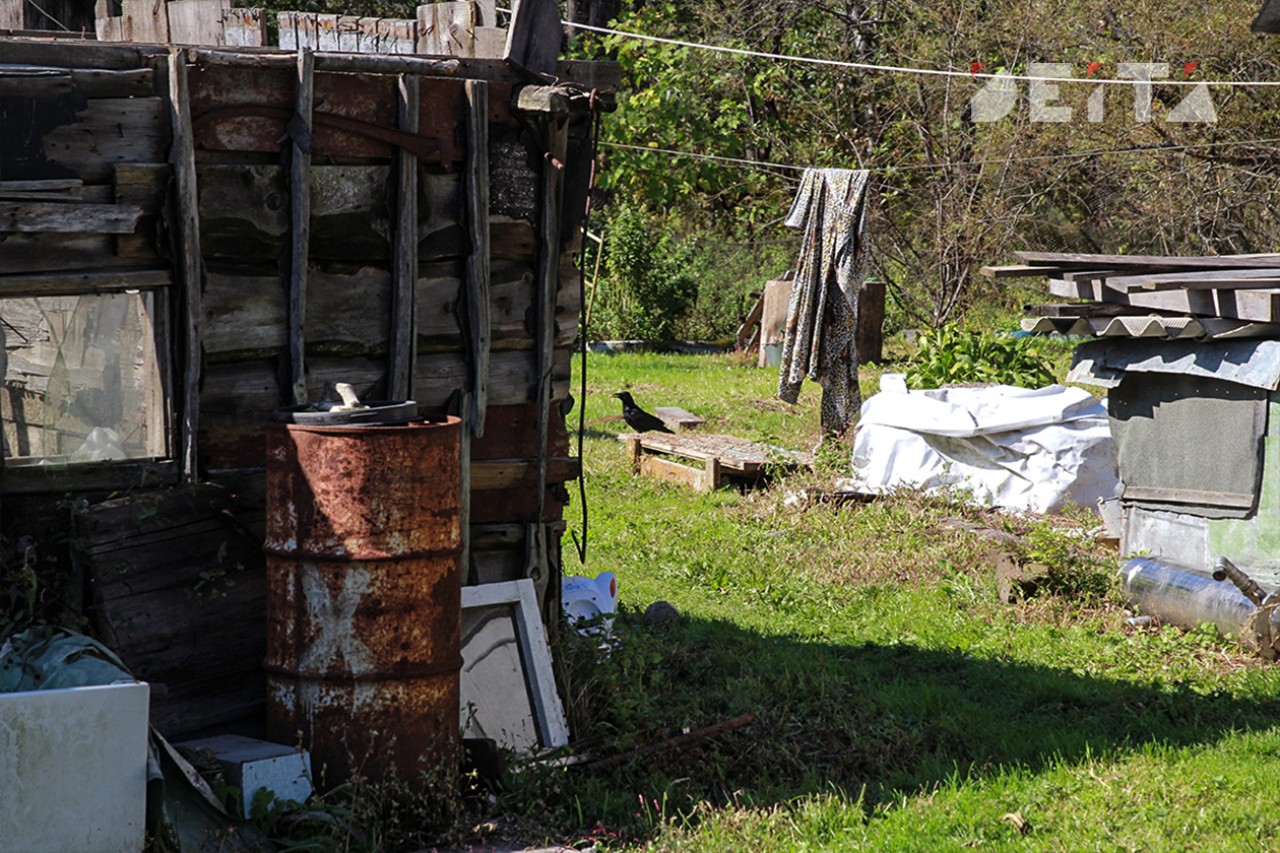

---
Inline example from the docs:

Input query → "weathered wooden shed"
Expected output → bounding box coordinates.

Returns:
[0,8,613,739]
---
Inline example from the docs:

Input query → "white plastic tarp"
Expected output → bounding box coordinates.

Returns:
[841,377,1121,514]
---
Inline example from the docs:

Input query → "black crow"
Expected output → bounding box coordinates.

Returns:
[612,391,673,433]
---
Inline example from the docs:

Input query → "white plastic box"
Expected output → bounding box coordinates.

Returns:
[0,682,150,853]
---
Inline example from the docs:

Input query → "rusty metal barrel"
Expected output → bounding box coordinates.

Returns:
[263,414,462,789]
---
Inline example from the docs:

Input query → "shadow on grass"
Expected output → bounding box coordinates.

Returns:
[550,612,1280,828]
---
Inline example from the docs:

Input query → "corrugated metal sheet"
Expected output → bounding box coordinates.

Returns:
[1068,338,1280,390]
[1022,315,1280,341]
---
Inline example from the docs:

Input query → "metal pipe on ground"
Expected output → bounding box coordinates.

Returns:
[1120,557,1280,653]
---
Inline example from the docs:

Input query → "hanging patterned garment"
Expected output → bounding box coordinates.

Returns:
[776,168,872,435]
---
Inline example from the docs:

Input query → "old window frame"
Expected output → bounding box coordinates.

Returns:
[0,276,179,494]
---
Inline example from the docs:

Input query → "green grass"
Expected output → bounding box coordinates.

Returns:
[479,348,1280,853]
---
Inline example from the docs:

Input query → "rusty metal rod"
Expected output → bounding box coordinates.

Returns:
[1212,556,1267,606]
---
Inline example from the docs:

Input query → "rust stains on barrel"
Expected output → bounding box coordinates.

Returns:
[263,416,462,789]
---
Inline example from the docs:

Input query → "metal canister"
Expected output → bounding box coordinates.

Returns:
[263,416,462,789]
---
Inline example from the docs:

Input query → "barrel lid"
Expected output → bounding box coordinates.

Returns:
[272,400,420,426]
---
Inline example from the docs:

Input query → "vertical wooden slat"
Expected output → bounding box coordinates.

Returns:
[288,48,313,406]
[463,79,490,436]
[122,0,169,42]
[221,8,266,47]
[389,73,419,402]
[503,0,561,75]
[167,50,204,482]
[459,390,473,587]
[527,112,569,609]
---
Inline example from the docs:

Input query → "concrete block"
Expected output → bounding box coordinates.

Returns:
[175,734,312,819]
[0,681,150,853]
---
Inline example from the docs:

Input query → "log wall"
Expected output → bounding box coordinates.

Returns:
[0,36,607,738]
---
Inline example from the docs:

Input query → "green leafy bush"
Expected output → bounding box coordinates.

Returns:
[904,324,1056,389]
[590,207,698,343]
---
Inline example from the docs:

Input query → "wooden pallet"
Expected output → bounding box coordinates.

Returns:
[621,432,811,491]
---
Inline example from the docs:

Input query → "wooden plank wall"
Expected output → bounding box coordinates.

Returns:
[0,37,599,737]
[95,0,267,45]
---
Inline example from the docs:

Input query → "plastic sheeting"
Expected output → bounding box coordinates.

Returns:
[841,377,1121,513]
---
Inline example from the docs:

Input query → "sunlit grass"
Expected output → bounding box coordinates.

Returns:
[484,351,1280,853]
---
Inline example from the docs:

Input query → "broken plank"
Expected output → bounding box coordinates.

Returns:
[0,201,144,234]
[654,406,704,431]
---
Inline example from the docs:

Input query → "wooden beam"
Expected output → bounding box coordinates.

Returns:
[464,79,491,437]
[0,269,171,296]
[1046,277,1280,322]
[980,264,1066,278]
[1014,250,1280,270]
[0,201,145,234]
[167,50,204,484]
[0,40,159,70]
[185,47,615,87]
[288,48,314,406]
[0,69,72,97]
[527,111,569,605]
[389,73,419,402]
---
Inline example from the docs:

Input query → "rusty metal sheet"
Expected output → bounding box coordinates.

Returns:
[187,64,482,164]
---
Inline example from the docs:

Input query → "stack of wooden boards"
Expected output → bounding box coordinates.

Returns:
[983,251,1280,340]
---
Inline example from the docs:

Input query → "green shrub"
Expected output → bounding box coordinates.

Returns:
[904,324,1056,389]
[591,207,698,343]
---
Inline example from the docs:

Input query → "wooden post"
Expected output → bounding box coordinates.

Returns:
[701,456,721,492]
[463,79,490,436]
[527,112,569,610]
[288,48,313,406]
[389,73,419,401]
[856,279,885,365]
[167,50,204,483]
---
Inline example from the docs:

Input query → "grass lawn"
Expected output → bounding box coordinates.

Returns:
[485,348,1280,852]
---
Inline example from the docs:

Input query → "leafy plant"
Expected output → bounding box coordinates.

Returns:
[904,324,1056,389]
[591,207,698,342]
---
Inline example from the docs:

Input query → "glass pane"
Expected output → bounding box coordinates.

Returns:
[2,292,167,466]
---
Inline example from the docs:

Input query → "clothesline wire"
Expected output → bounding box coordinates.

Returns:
[564,19,1280,89]
[601,136,1280,176]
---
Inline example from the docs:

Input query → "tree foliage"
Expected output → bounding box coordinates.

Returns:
[578,0,1280,333]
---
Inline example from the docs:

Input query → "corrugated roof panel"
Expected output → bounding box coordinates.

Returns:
[1069,338,1280,390]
